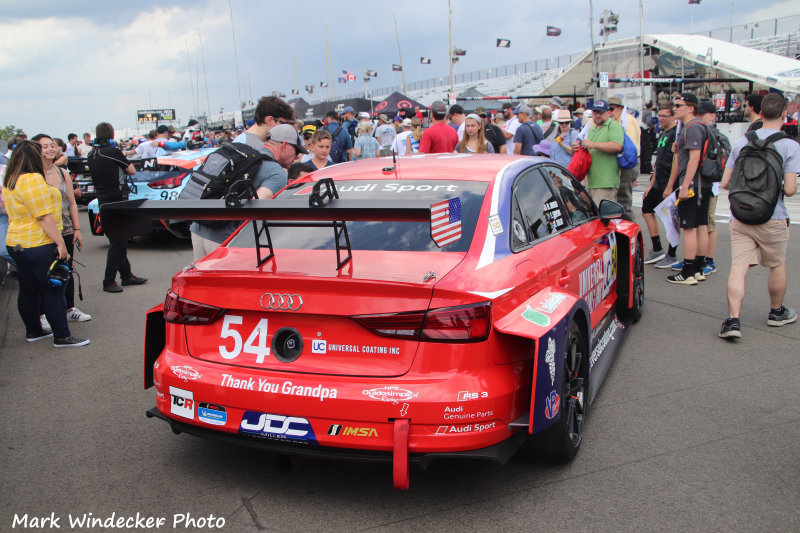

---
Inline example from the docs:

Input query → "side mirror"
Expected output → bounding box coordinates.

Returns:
[598,199,625,225]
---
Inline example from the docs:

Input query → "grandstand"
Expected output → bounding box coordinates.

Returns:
[307,13,800,111]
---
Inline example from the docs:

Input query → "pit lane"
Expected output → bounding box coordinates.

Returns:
[1,185,798,531]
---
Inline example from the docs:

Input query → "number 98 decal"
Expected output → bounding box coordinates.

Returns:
[219,315,271,363]
[160,190,180,200]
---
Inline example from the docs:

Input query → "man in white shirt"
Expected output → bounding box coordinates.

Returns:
[501,103,519,154]
[390,119,413,155]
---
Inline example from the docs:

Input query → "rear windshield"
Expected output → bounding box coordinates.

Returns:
[228,180,488,252]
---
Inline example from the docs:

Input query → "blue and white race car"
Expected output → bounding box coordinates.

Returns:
[88,148,217,238]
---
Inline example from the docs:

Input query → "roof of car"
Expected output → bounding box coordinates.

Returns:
[306,153,549,183]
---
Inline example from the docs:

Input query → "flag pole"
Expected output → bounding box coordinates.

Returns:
[324,22,332,101]
[228,0,243,110]
[448,0,454,95]
[638,0,646,110]
[588,0,598,99]
[393,14,407,94]
[293,55,298,98]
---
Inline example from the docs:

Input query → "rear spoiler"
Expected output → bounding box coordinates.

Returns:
[100,178,446,269]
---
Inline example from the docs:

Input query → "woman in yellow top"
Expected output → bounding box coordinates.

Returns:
[3,141,89,347]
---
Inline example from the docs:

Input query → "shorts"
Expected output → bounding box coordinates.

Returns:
[677,190,710,229]
[641,187,665,214]
[589,187,617,206]
[707,194,718,233]
[730,218,790,268]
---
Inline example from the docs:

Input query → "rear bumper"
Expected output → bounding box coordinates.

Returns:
[147,406,526,467]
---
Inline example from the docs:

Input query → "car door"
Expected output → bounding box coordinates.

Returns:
[540,164,616,327]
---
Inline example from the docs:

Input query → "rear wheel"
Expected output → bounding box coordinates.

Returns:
[524,320,587,463]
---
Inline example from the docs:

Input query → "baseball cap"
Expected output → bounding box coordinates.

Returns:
[534,106,543,114]
[698,100,716,115]
[430,101,447,116]
[592,100,610,112]
[269,124,308,154]
[156,125,169,134]
[516,104,533,116]
[342,106,354,114]
[325,110,339,119]
[301,124,317,135]
[679,92,699,105]
[475,106,487,117]
[402,118,412,127]
[246,119,255,127]
[448,104,465,115]
[583,109,593,118]
[358,111,370,119]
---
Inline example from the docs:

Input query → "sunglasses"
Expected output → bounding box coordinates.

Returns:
[673,103,685,108]
[275,117,295,125]
[657,114,672,118]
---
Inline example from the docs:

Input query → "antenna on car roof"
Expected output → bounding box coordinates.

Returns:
[382,149,399,179]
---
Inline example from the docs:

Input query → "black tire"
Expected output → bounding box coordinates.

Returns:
[620,238,644,322]
[522,320,588,463]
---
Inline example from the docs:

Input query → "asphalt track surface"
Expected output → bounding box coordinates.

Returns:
[1,185,799,532]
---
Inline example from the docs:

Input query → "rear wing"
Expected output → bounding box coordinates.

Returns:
[100,178,446,269]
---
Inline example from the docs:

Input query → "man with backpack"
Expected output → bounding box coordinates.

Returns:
[665,93,711,285]
[719,93,799,339]
[698,100,731,276]
[513,105,543,156]
[322,111,353,163]
[189,124,304,261]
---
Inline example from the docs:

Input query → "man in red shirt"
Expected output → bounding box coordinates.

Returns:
[419,101,458,153]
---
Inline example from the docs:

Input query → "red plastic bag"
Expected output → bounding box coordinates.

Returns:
[567,146,592,181]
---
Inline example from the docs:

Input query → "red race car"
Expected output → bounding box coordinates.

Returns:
[104,153,643,489]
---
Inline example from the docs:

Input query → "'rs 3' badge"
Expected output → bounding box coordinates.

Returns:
[545,390,560,420]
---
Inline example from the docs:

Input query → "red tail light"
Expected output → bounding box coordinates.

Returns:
[149,173,187,189]
[164,290,224,324]
[354,302,491,343]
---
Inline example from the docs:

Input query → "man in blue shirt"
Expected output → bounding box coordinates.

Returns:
[322,111,354,163]
[513,105,543,156]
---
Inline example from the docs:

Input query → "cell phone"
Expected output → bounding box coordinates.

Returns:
[75,240,81,251]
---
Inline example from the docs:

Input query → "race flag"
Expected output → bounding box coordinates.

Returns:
[547,26,562,36]
[688,0,701,3]
[366,69,378,77]
[453,47,466,56]
[338,76,347,83]
[291,89,299,95]
[320,81,328,87]
[451,56,460,63]
[392,64,403,71]
[496,38,511,48]
[342,70,357,81]
[420,57,431,64]
[430,198,462,248]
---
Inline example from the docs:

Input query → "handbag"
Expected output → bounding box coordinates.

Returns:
[567,146,592,181]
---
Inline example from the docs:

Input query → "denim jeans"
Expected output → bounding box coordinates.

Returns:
[8,243,70,338]
[0,212,17,269]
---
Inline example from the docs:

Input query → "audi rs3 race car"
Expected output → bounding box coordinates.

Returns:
[88,147,216,238]
[103,153,644,489]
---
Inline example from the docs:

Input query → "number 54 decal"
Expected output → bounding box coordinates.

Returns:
[219,315,271,362]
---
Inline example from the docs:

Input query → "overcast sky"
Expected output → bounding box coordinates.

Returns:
[0,0,796,138]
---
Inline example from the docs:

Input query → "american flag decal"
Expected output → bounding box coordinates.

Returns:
[430,198,462,247]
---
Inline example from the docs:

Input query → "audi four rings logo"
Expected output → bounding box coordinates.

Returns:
[260,293,303,311]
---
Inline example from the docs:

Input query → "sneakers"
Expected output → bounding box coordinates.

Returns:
[670,260,684,271]
[26,331,53,342]
[121,275,148,286]
[666,273,698,285]
[54,335,90,348]
[694,271,706,282]
[644,249,667,265]
[103,283,123,293]
[40,315,52,334]
[67,307,92,322]
[719,318,742,339]
[702,259,717,276]
[767,307,797,327]
[654,254,677,269]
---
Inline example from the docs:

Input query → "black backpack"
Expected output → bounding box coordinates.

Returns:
[179,142,271,201]
[699,125,731,183]
[179,142,272,228]
[327,124,348,163]
[728,131,787,225]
